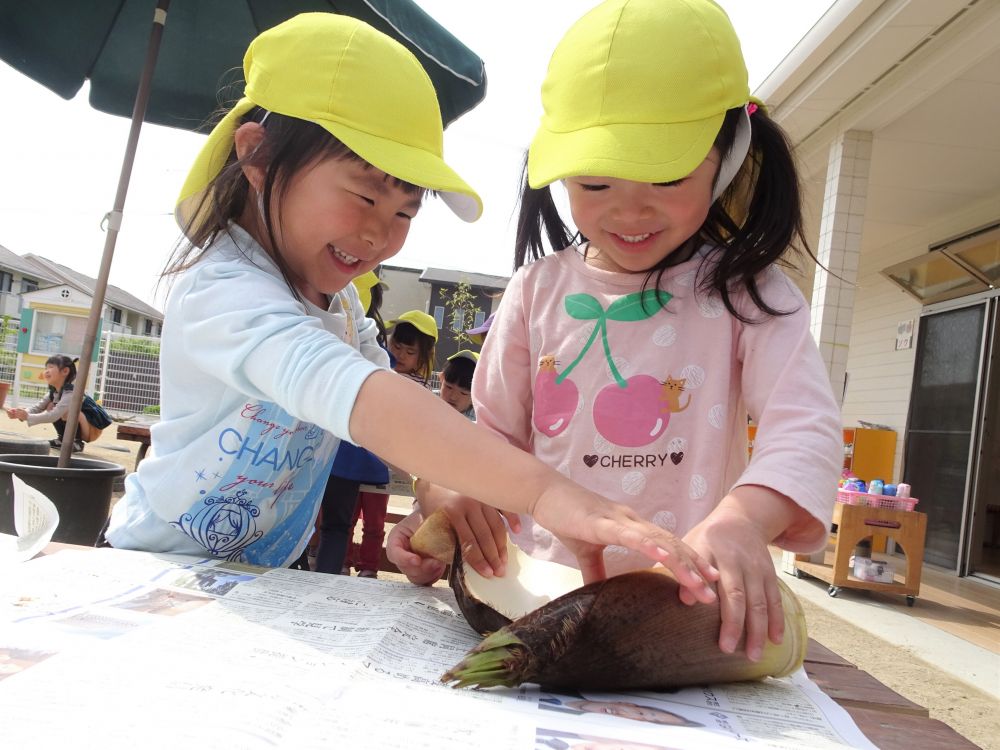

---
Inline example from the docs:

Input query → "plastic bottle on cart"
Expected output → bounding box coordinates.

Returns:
[868,479,884,496]
[896,483,911,498]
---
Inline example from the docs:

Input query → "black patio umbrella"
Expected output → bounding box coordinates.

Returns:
[0,0,486,466]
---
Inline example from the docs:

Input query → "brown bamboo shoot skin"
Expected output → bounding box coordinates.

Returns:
[410,510,807,691]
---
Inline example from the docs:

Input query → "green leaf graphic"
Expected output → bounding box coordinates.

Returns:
[606,289,673,322]
[564,293,605,321]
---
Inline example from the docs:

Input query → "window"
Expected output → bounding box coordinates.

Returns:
[433,305,445,328]
[882,224,999,305]
[452,307,464,332]
[473,310,486,328]
[110,307,123,324]
[20,277,37,294]
[0,272,11,293]
[144,319,153,335]
[30,311,87,356]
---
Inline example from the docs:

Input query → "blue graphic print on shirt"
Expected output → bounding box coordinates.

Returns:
[170,400,336,565]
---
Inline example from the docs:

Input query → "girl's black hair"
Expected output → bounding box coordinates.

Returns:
[513,106,814,322]
[45,355,78,390]
[164,107,422,301]
[366,280,388,348]
[389,321,436,383]
[442,357,476,391]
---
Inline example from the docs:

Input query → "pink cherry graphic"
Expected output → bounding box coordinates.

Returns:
[593,374,669,447]
[533,363,579,437]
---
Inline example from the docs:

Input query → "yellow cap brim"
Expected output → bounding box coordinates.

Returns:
[322,117,482,222]
[176,98,483,235]
[528,112,726,189]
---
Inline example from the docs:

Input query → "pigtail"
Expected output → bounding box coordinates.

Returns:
[367,283,388,348]
[513,153,576,271]
[699,107,813,322]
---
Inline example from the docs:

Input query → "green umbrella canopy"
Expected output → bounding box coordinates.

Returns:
[0,0,486,130]
[0,0,486,468]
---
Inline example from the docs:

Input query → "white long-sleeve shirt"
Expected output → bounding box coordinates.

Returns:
[473,246,842,575]
[106,225,389,566]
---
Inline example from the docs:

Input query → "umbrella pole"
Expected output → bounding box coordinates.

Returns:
[58,0,171,469]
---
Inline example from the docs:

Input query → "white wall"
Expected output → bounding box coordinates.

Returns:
[841,193,1000,481]
[379,267,430,323]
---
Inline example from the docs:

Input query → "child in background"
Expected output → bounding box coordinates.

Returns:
[5,355,113,452]
[440,350,478,420]
[311,272,391,575]
[393,0,841,661]
[387,311,437,385]
[104,14,716,594]
[341,310,438,577]
[465,312,494,347]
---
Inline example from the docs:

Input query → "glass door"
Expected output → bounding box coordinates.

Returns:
[966,299,1000,581]
[902,303,987,570]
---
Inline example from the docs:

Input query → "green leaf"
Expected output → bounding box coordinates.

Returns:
[564,293,605,320]
[606,289,673,322]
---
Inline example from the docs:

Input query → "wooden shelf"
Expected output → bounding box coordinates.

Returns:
[795,502,928,603]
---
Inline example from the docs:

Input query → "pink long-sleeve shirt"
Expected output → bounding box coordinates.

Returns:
[473,245,841,574]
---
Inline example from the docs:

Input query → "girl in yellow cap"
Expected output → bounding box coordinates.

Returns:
[103,13,718,598]
[387,311,438,385]
[403,0,841,663]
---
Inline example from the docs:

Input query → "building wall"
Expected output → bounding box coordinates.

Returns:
[842,194,1000,482]
[379,267,429,323]
[427,284,500,367]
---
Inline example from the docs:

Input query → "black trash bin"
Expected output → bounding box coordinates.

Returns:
[0,454,127,546]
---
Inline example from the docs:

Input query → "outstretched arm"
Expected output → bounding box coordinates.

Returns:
[349,369,718,596]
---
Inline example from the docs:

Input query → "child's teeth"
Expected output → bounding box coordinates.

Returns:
[620,233,651,243]
[334,247,359,264]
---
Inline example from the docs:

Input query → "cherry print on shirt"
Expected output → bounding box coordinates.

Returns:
[533,354,580,437]
[536,289,680,448]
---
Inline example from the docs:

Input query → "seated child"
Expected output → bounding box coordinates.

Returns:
[5,355,113,452]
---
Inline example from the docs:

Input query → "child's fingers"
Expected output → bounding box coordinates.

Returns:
[502,510,522,534]
[740,575,767,662]
[765,572,785,646]
[450,514,500,578]
[609,523,718,603]
[572,545,607,585]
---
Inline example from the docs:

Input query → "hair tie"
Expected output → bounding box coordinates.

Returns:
[746,102,758,117]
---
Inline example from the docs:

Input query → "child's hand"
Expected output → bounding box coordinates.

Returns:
[680,499,785,662]
[5,408,27,421]
[529,485,719,603]
[385,512,447,586]
[415,480,521,579]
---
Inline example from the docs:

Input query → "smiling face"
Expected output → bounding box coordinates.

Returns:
[563,148,720,274]
[42,363,70,390]
[267,157,423,306]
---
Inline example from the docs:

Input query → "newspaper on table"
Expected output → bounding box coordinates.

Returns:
[0,475,59,566]
[0,548,879,750]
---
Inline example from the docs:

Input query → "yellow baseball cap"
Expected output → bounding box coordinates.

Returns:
[351,271,388,312]
[177,13,482,233]
[528,0,750,188]
[389,310,438,341]
[447,349,480,363]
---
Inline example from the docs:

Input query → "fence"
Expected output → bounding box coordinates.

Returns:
[1,328,162,420]
[1,328,441,419]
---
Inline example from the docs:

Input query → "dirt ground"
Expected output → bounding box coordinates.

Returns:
[800,597,998,750]
[4,417,996,748]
